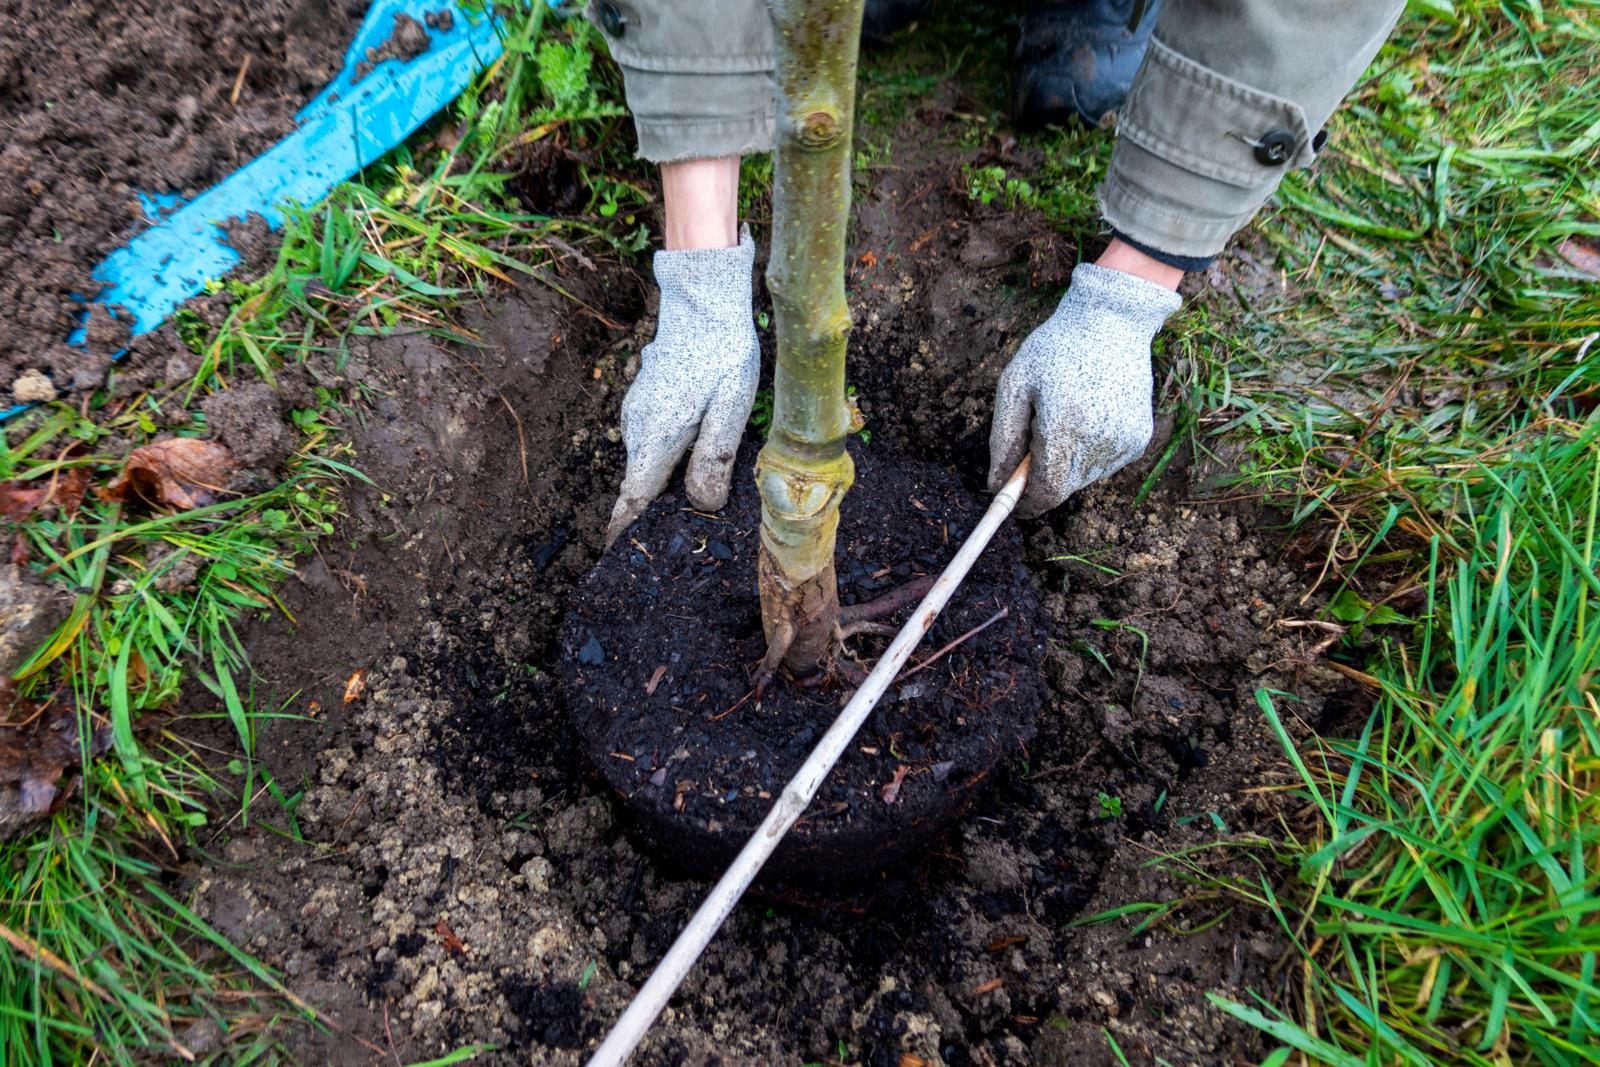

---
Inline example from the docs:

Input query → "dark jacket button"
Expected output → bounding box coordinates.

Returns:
[1253,129,1296,166]
[599,1,626,36]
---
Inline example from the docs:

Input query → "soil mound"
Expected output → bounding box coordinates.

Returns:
[562,443,1045,884]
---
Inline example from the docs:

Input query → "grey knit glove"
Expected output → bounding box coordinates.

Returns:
[605,228,760,547]
[987,263,1183,517]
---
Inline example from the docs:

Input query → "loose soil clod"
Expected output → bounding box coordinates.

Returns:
[562,442,1046,885]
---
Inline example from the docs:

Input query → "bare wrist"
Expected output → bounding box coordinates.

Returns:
[661,157,741,251]
[1095,238,1184,291]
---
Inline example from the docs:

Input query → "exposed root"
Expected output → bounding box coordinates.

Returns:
[756,558,935,701]
[751,617,796,703]
[792,655,869,690]
[838,574,935,625]
[834,656,869,688]
[835,620,897,642]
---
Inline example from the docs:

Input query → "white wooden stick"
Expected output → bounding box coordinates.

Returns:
[583,457,1031,1067]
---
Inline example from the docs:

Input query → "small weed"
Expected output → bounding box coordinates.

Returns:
[1089,618,1149,706]
[750,389,774,435]
[401,1045,498,1067]
[1096,791,1123,819]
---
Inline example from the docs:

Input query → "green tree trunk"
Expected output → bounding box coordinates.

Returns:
[754,0,867,680]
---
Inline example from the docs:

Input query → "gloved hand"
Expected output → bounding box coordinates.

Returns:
[605,227,760,547]
[987,262,1182,516]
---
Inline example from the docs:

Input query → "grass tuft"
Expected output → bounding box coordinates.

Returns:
[1,3,641,1062]
[1160,2,1600,1062]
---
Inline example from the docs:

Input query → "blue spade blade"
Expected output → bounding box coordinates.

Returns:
[3,0,506,422]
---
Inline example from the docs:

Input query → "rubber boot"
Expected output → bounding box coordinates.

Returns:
[1012,0,1161,128]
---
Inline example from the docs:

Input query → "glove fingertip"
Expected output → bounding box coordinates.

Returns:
[684,440,736,512]
[604,495,646,550]
[684,470,733,513]
[987,448,1019,494]
[987,415,1029,493]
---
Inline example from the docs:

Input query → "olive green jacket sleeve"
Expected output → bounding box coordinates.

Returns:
[589,0,1405,259]
[585,0,775,163]
[1100,0,1405,258]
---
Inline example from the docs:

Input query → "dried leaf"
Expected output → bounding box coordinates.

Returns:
[44,470,90,518]
[342,668,368,705]
[99,438,234,510]
[986,934,1028,953]
[881,764,909,804]
[1557,236,1600,279]
[899,1055,931,1067]
[0,682,111,840]
[433,921,466,956]
[969,977,1004,997]
[0,483,50,521]
[644,665,668,695]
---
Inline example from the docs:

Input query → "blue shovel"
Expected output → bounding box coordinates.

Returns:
[2,0,509,422]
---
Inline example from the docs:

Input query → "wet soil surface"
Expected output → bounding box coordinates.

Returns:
[563,442,1043,884]
[0,0,369,391]
[177,107,1370,1065]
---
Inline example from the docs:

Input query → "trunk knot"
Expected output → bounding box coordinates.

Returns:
[797,109,844,148]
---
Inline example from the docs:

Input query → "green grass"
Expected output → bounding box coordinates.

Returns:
[1,401,352,1064]
[1154,2,1600,1062]
[0,4,640,1063]
[1215,418,1600,1064]
[929,0,1600,1060]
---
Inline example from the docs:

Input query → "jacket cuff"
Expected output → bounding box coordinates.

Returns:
[1108,229,1215,274]
[1099,36,1318,258]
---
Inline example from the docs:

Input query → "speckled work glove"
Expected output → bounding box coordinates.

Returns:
[987,263,1183,517]
[604,227,760,547]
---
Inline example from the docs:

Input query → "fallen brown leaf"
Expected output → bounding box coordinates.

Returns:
[342,668,368,705]
[433,921,466,956]
[0,681,112,840]
[1557,236,1600,279]
[969,977,1004,997]
[644,664,668,695]
[881,764,909,804]
[899,1055,930,1067]
[99,438,234,510]
[0,482,50,521]
[53,468,90,517]
[986,934,1028,953]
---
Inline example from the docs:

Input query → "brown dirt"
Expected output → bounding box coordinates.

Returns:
[2,7,1371,1062]
[177,91,1370,1067]
[0,0,368,393]
[564,441,1044,884]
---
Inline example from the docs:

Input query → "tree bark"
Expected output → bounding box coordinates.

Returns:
[754,0,867,679]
